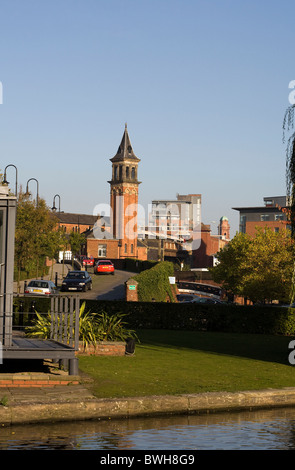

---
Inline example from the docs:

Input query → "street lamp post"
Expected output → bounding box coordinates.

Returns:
[3,164,18,197]
[25,178,39,205]
[0,183,17,347]
[52,194,61,212]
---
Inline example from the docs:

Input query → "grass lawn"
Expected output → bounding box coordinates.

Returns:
[78,329,295,399]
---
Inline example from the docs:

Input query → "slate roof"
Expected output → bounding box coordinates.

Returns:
[110,124,140,163]
[55,212,99,225]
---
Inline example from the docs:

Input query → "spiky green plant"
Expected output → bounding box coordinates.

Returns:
[25,302,99,350]
[95,311,139,342]
[25,302,138,349]
[25,312,51,339]
[77,301,99,350]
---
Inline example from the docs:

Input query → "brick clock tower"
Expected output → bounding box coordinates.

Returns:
[108,124,141,258]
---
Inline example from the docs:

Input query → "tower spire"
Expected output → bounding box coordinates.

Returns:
[110,124,140,163]
[108,124,141,259]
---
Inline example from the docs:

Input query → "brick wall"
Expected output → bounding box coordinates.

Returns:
[245,220,286,237]
[78,341,126,356]
[87,238,119,259]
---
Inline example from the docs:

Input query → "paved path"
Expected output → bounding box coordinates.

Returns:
[82,269,136,300]
[2,367,295,425]
[14,264,136,301]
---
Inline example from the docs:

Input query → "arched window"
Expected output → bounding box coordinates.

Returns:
[131,167,135,179]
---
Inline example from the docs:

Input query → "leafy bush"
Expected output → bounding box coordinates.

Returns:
[134,261,176,302]
[82,299,295,336]
[95,311,139,342]
[25,301,138,350]
[16,296,295,337]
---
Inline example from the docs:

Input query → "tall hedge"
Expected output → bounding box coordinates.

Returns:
[13,296,295,336]
[133,261,176,302]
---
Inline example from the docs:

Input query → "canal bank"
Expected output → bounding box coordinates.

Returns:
[2,370,295,425]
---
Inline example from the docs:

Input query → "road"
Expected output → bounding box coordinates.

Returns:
[81,268,136,300]
[14,264,136,301]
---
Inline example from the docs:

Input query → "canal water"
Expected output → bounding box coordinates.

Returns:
[1,407,295,450]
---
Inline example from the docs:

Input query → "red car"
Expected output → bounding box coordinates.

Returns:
[82,257,94,267]
[94,260,115,275]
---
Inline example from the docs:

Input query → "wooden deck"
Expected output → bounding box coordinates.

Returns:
[3,336,75,359]
[2,336,78,374]
[0,295,80,375]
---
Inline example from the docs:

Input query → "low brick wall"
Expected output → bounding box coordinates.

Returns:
[77,341,126,356]
[0,377,79,387]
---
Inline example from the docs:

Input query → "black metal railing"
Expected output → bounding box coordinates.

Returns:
[1,294,80,351]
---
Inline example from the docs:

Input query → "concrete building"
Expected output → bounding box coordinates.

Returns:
[233,196,289,236]
[148,194,201,241]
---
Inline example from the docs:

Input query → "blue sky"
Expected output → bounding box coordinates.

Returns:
[0,0,294,236]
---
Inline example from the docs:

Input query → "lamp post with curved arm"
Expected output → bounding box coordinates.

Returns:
[3,164,18,197]
[25,178,39,205]
[52,194,61,212]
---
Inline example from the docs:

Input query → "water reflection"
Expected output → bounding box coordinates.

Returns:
[1,407,295,450]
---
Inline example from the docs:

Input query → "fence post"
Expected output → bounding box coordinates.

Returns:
[125,279,138,302]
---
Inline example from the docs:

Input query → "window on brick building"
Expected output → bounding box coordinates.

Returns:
[240,215,246,233]
[98,244,107,257]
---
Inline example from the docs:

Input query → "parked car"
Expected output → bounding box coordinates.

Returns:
[61,270,92,292]
[179,295,223,304]
[24,280,58,296]
[193,297,223,304]
[94,260,115,275]
[177,294,199,303]
[82,256,94,267]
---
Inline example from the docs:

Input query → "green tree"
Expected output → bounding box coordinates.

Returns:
[14,191,59,285]
[211,228,294,303]
[68,231,85,268]
[210,231,252,299]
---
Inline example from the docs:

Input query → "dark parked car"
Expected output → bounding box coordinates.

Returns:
[61,270,92,292]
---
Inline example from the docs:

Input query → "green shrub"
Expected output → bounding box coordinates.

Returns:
[82,299,295,336]
[25,301,138,349]
[134,261,176,302]
[95,311,139,342]
[125,258,158,273]
[15,296,295,337]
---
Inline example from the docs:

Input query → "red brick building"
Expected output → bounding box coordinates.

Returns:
[53,126,231,268]
[55,212,99,234]
[233,196,289,237]
[85,124,147,261]
[191,218,230,269]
